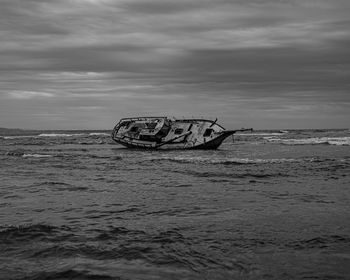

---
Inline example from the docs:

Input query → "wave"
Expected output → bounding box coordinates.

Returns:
[39,132,110,137]
[14,269,116,280]
[95,227,187,245]
[0,224,68,243]
[148,156,300,165]
[37,133,86,137]
[2,132,110,139]
[78,140,109,145]
[2,135,35,139]
[96,226,146,241]
[236,132,287,136]
[89,132,110,136]
[4,133,86,138]
[216,172,282,179]
[287,235,350,250]
[31,182,89,192]
[5,149,26,156]
[5,150,53,158]
[23,153,53,158]
[171,169,289,180]
[264,136,350,146]
[24,226,191,266]
[35,181,72,186]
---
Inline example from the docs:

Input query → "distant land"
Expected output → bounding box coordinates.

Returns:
[0,127,110,136]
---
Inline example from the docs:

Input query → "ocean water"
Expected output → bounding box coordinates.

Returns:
[0,129,349,280]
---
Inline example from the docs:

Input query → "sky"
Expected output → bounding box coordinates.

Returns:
[0,0,349,129]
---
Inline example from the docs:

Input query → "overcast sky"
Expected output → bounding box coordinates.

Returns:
[0,0,349,129]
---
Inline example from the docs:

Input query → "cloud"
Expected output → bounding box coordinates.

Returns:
[7,90,55,99]
[0,0,349,128]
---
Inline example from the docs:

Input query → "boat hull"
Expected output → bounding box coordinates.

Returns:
[111,117,250,150]
[112,131,235,150]
[189,131,235,150]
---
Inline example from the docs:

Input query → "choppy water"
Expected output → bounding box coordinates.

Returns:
[0,129,349,280]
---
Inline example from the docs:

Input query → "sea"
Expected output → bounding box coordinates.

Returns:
[0,128,349,280]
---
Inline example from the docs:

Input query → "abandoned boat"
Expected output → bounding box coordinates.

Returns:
[111,117,252,150]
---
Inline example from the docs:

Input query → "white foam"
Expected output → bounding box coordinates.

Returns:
[265,136,350,146]
[2,132,109,139]
[3,135,34,139]
[151,156,299,164]
[22,154,53,158]
[263,136,283,141]
[89,132,110,136]
[38,133,85,137]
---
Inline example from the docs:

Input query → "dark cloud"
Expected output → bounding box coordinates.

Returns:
[0,0,349,129]
[120,0,208,14]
